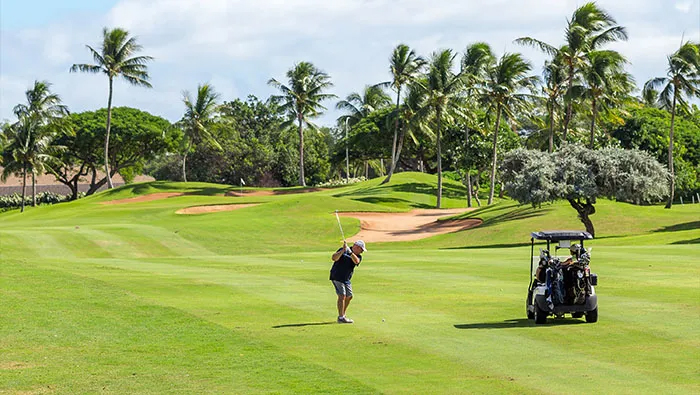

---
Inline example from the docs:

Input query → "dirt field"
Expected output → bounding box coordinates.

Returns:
[338,208,482,242]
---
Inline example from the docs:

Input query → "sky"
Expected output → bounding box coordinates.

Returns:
[1,0,699,127]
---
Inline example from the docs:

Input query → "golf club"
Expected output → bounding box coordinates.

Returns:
[334,210,346,243]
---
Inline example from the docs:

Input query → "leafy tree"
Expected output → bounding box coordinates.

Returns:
[55,107,175,198]
[268,62,336,186]
[501,145,669,237]
[516,2,628,142]
[70,27,153,189]
[643,41,700,208]
[12,80,70,206]
[612,105,700,198]
[377,44,426,184]
[179,83,222,182]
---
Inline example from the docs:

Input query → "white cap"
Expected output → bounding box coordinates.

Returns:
[354,240,367,252]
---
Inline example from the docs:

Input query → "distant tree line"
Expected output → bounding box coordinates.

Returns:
[2,2,699,214]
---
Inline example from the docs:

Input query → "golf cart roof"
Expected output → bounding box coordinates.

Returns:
[531,230,593,241]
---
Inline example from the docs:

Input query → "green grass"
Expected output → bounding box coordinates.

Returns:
[1,172,698,394]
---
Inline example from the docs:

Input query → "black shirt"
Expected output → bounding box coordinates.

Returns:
[329,248,362,282]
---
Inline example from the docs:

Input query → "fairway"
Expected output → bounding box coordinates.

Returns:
[1,174,699,394]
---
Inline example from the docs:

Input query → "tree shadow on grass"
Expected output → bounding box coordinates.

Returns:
[272,322,337,328]
[444,242,531,250]
[653,221,700,233]
[333,182,466,201]
[352,196,433,209]
[454,318,586,329]
[672,238,700,244]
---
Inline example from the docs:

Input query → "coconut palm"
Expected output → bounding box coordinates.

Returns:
[480,51,538,205]
[378,44,426,184]
[541,58,567,152]
[581,50,634,148]
[70,27,153,189]
[1,116,60,212]
[12,80,69,206]
[268,62,336,186]
[180,83,222,182]
[414,49,466,208]
[643,41,700,209]
[516,2,628,142]
[336,85,392,127]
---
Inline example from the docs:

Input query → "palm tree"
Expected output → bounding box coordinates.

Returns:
[180,83,222,182]
[70,27,153,189]
[480,51,537,205]
[582,50,633,148]
[336,85,392,127]
[1,116,58,213]
[12,80,69,206]
[643,41,700,209]
[268,62,336,186]
[541,58,566,152]
[415,49,466,208]
[516,2,627,142]
[378,44,425,184]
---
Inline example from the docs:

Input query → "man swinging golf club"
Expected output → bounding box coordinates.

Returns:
[331,211,367,324]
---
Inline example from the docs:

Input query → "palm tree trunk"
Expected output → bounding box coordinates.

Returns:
[548,101,554,153]
[297,114,305,187]
[182,140,193,182]
[665,93,677,209]
[488,104,502,205]
[21,165,27,213]
[105,77,115,189]
[589,97,597,149]
[465,127,472,207]
[382,87,402,184]
[563,63,574,143]
[32,171,36,207]
[436,107,443,209]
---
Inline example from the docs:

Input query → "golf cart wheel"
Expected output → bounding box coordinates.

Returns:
[571,312,584,319]
[534,305,547,325]
[585,307,598,323]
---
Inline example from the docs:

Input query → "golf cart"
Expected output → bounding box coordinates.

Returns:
[526,230,598,324]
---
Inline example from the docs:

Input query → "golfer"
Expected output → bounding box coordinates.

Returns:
[330,240,367,323]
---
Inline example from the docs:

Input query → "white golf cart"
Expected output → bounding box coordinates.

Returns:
[526,230,598,324]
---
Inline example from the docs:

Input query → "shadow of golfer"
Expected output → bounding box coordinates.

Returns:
[454,318,586,329]
[272,322,337,328]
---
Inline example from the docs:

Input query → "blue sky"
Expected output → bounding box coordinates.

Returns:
[1,0,699,126]
[1,0,117,29]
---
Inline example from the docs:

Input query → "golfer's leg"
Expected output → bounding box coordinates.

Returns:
[343,296,352,316]
[336,294,345,317]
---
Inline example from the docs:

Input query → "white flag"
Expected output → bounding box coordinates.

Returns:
[240,178,245,185]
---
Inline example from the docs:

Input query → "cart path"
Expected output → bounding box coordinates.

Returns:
[337,208,482,242]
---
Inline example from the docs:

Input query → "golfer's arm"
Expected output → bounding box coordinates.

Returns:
[331,250,343,261]
[350,254,360,265]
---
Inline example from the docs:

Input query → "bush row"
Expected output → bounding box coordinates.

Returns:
[0,192,83,210]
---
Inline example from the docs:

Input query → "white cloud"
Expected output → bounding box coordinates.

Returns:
[675,1,693,12]
[1,0,699,124]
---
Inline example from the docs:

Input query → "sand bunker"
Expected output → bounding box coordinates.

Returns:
[337,208,482,242]
[101,192,184,205]
[176,203,260,215]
